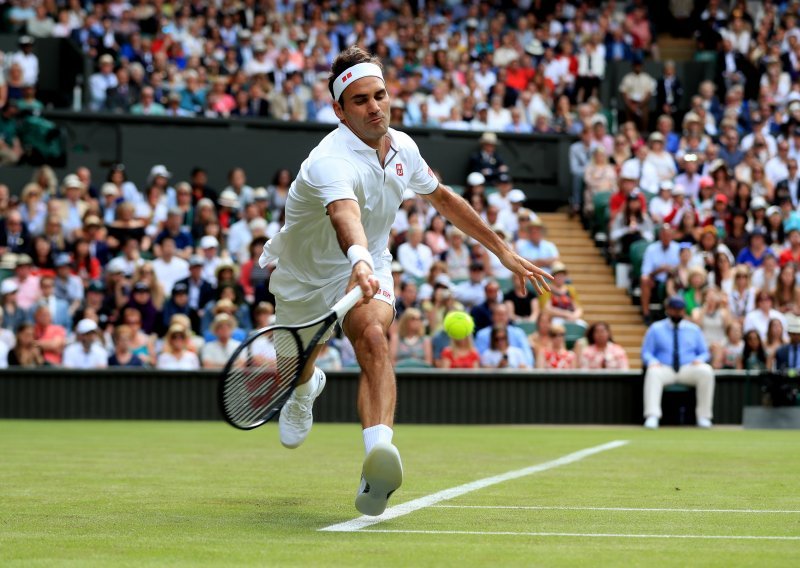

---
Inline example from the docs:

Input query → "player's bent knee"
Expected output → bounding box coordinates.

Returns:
[355,324,390,357]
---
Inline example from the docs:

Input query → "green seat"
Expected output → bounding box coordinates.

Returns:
[564,322,586,349]
[516,321,537,335]
[665,384,692,393]
[496,277,513,292]
[395,359,432,369]
[592,191,612,235]
[449,184,465,195]
[413,275,427,287]
[629,239,651,285]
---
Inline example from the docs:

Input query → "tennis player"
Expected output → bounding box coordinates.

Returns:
[259,46,552,516]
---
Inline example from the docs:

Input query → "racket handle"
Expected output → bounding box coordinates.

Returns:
[333,286,365,319]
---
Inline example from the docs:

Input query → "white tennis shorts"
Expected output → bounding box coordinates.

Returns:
[272,265,395,340]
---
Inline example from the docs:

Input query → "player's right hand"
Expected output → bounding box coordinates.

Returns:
[348,261,379,302]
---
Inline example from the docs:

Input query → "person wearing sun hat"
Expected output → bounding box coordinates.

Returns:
[8,253,40,310]
[156,323,200,370]
[62,319,107,369]
[200,313,241,369]
[0,278,28,333]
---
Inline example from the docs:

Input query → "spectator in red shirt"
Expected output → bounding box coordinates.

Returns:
[610,160,647,220]
[505,57,535,92]
[439,333,480,369]
[779,228,800,267]
[32,302,66,366]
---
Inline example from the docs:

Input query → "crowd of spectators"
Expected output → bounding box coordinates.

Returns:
[0,0,661,370]
[0,148,631,371]
[0,0,657,134]
[564,1,800,373]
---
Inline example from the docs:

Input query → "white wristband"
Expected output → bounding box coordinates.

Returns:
[347,245,374,271]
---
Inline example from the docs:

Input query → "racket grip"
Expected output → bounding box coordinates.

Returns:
[332,287,365,319]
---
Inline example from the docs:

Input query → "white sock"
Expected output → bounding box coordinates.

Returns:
[363,424,393,455]
[293,367,320,397]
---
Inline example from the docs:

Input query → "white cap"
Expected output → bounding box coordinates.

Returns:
[467,172,486,186]
[249,218,268,232]
[101,182,119,197]
[0,280,18,295]
[508,189,526,203]
[659,180,674,192]
[671,185,687,196]
[620,160,639,180]
[76,319,98,335]
[787,314,800,334]
[149,164,171,179]
[200,235,219,249]
[218,189,239,208]
[106,257,129,275]
[750,196,768,210]
[62,174,83,189]
[253,187,269,200]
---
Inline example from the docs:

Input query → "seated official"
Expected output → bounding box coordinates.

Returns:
[773,315,800,373]
[641,295,715,429]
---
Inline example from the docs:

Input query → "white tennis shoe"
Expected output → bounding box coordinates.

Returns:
[355,442,403,516]
[279,368,326,448]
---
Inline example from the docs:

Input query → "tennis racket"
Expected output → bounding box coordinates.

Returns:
[219,286,364,430]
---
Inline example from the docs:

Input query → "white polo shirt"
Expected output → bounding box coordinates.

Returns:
[62,342,108,369]
[260,123,439,302]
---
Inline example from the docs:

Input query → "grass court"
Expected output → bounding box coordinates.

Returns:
[2,421,798,567]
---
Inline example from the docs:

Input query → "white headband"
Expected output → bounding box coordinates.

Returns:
[332,62,385,102]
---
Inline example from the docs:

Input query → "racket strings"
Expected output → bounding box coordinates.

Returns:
[222,328,301,427]
[221,318,333,429]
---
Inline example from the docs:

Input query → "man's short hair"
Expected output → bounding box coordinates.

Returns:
[328,46,383,104]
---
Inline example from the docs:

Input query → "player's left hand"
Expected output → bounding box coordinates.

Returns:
[499,250,553,296]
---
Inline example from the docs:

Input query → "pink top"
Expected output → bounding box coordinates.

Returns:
[579,343,630,370]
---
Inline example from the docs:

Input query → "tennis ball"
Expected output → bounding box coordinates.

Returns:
[443,311,475,340]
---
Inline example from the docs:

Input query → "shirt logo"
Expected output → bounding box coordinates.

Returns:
[396,163,404,176]
[341,72,353,83]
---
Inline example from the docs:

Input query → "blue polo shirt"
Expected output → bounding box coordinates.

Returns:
[155,229,194,250]
[641,241,681,282]
[641,318,709,368]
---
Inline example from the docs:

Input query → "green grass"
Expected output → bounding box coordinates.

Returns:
[1,422,799,567]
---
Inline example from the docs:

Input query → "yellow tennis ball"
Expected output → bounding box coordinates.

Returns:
[443,311,475,340]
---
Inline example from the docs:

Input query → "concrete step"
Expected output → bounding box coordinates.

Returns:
[582,305,641,314]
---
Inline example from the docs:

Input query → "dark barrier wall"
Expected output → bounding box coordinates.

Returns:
[1,112,575,205]
[599,59,717,119]
[0,369,761,425]
[0,35,86,108]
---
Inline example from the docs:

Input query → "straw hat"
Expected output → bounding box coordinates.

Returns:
[211,313,236,333]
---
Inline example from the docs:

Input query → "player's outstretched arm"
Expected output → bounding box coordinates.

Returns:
[423,185,552,295]
[327,198,380,300]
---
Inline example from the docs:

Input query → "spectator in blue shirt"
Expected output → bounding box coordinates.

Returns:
[641,295,715,429]
[154,209,194,258]
[736,227,771,268]
[515,218,560,269]
[640,224,681,323]
[475,303,534,368]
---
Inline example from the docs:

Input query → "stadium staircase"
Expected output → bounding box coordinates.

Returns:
[538,212,645,369]
[657,36,696,62]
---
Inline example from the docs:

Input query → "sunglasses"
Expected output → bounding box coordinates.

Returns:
[550,333,565,337]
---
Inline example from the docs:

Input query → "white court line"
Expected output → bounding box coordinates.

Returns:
[434,505,800,514]
[319,439,629,532]
[360,529,800,541]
